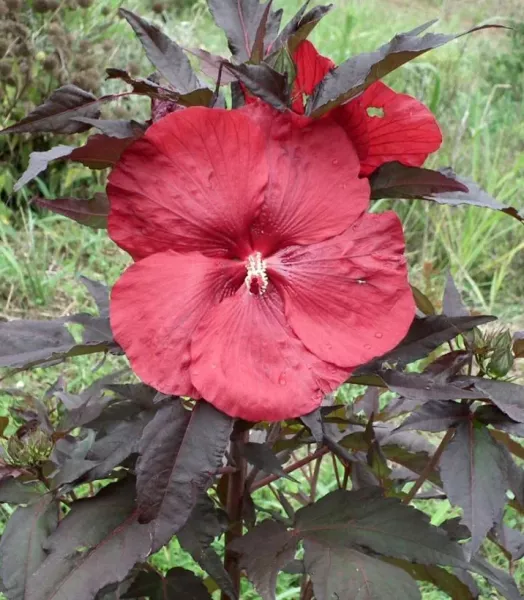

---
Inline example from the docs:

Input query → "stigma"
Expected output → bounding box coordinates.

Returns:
[245,252,268,296]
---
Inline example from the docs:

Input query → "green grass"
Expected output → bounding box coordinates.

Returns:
[1,0,523,598]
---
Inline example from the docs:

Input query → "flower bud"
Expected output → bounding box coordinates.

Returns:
[488,346,514,378]
[152,1,165,13]
[6,430,53,467]
[0,59,11,78]
[47,0,60,8]
[36,50,46,62]
[5,0,21,12]
[33,0,50,13]
[43,54,58,73]
[77,0,93,7]
[101,6,110,15]
[78,39,91,53]
[128,61,140,77]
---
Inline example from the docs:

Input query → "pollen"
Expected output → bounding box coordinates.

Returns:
[245,252,268,296]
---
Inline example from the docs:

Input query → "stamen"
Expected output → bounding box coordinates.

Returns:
[245,252,268,296]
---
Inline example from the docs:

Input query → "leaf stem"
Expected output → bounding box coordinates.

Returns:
[250,446,329,493]
[403,427,455,504]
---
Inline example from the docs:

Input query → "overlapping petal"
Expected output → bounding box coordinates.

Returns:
[110,250,244,397]
[107,107,268,261]
[244,103,370,255]
[190,286,347,421]
[267,211,415,368]
[338,81,443,176]
[292,40,334,113]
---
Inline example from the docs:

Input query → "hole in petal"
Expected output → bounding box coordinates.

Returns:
[366,106,385,118]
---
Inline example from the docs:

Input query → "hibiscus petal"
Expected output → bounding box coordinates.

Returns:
[107,107,268,260]
[243,103,370,256]
[190,286,347,422]
[268,211,416,368]
[339,81,442,177]
[292,40,334,113]
[110,250,244,396]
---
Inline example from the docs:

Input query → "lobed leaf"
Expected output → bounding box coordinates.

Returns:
[439,423,510,557]
[225,62,289,110]
[119,9,201,94]
[0,85,101,135]
[240,441,296,480]
[271,1,333,54]
[34,194,110,229]
[457,377,524,424]
[397,400,470,432]
[308,23,507,117]
[122,567,212,600]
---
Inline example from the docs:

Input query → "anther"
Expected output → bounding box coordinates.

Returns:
[245,252,268,296]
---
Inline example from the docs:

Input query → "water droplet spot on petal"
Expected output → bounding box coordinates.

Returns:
[364,344,372,350]
[211,363,217,369]
[375,332,383,339]
[278,373,287,386]
[332,159,339,166]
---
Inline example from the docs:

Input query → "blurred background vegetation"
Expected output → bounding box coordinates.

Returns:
[0,0,523,598]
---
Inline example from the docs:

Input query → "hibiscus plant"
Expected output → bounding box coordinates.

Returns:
[1,2,524,600]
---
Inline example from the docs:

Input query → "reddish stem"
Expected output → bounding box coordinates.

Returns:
[222,426,249,600]
[250,446,330,493]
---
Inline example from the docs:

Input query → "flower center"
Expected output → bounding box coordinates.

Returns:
[245,252,268,296]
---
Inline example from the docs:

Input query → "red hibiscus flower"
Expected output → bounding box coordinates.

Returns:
[107,103,415,422]
[291,40,443,176]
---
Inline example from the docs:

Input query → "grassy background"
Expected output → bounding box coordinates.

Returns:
[1,0,523,598]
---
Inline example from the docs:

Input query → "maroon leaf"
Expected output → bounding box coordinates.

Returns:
[357,315,496,373]
[229,520,297,600]
[207,0,279,61]
[0,479,45,504]
[25,481,151,600]
[119,9,201,94]
[475,405,524,437]
[34,193,110,229]
[225,62,289,110]
[136,401,233,547]
[457,377,524,424]
[0,316,113,370]
[251,0,274,62]
[79,276,109,318]
[69,134,137,169]
[379,370,480,401]
[122,568,213,600]
[469,556,522,600]
[0,497,59,600]
[493,524,524,561]
[439,423,510,557]
[308,23,507,116]
[300,408,323,442]
[304,542,420,600]
[387,559,477,600]
[397,401,470,432]
[187,48,236,84]
[294,488,465,566]
[0,85,101,135]
[14,146,76,192]
[239,441,296,481]
[72,118,147,139]
[271,2,333,54]
[443,272,469,317]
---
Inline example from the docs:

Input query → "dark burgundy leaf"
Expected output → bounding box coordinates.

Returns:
[439,517,471,542]
[14,146,76,192]
[379,370,479,401]
[49,431,98,488]
[272,2,333,54]
[371,163,523,223]
[423,350,470,380]
[469,556,522,600]
[0,317,112,370]
[357,315,496,373]
[79,277,109,318]
[0,497,59,600]
[123,568,212,600]
[0,85,101,135]
[294,487,464,566]
[443,272,469,317]
[300,408,324,443]
[458,377,524,424]
[34,193,109,229]
[67,312,114,346]
[26,480,150,600]
[387,559,477,599]
[187,48,236,84]
[69,134,137,169]
[493,524,524,560]
[251,0,274,62]
[225,62,288,110]
[308,23,506,116]
[136,401,233,547]
[229,520,297,600]
[439,423,509,557]
[370,163,469,199]
[240,441,295,481]
[0,478,45,504]
[119,9,200,93]
[305,542,420,600]
[72,118,147,139]
[106,68,179,100]
[207,0,277,61]
[475,405,524,437]
[354,387,381,418]
[177,495,237,599]
[397,401,470,432]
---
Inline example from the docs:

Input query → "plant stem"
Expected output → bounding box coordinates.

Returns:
[250,446,329,493]
[403,428,455,504]
[222,425,249,600]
